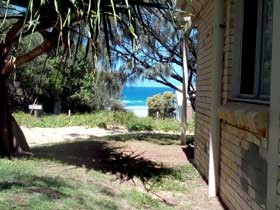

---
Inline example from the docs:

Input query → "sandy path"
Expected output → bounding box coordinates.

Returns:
[22,126,129,146]
[22,126,179,147]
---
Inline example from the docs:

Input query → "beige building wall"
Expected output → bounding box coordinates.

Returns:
[194,0,214,179]
[219,1,269,209]
[194,0,270,209]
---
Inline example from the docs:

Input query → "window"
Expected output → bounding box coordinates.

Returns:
[238,0,273,99]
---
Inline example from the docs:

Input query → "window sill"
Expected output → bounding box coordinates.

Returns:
[230,97,270,105]
[218,102,269,137]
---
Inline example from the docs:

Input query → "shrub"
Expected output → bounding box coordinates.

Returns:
[147,91,176,118]
[127,122,153,132]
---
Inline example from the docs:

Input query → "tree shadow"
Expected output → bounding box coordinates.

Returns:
[182,140,195,163]
[104,133,193,145]
[32,139,175,185]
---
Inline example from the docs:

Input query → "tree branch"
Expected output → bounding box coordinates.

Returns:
[2,40,54,75]
[15,40,54,67]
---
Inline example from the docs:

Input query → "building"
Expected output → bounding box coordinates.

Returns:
[176,0,280,209]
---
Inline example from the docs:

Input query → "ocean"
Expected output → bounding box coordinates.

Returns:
[121,86,174,117]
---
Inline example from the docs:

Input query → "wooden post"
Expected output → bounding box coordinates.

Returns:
[34,110,38,118]
[266,1,280,209]
[181,34,189,145]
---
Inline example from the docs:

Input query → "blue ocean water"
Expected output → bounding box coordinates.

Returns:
[121,86,174,117]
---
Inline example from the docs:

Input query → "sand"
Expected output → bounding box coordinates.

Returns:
[22,126,128,147]
[22,126,180,147]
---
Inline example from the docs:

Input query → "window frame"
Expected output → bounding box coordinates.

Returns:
[231,0,271,102]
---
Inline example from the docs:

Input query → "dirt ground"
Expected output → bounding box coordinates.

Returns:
[110,139,225,210]
[23,127,225,210]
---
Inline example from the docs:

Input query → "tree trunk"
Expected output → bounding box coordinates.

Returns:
[0,23,54,157]
[0,76,31,157]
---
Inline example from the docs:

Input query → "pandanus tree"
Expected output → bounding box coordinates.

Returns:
[0,0,173,156]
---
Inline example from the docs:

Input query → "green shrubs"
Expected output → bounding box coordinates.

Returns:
[126,119,153,131]
[153,118,181,132]
[147,91,176,118]
[13,111,185,133]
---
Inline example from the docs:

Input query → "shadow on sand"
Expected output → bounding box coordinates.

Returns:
[32,133,195,185]
[29,133,196,206]
[32,138,173,184]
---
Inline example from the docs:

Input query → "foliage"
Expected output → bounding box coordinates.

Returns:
[1,1,173,111]
[13,111,184,132]
[147,91,176,118]
[126,118,153,131]
[66,64,125,112]
[0,0,174,156]
[112,8,198,110]
[1,0,173,75]
[1,1,179,113]
[9,44,125,113]
[113,10,182,88]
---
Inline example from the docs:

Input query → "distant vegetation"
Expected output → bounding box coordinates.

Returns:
[13,111,188,133]
[9,33,125,114]
[147,91,176,118]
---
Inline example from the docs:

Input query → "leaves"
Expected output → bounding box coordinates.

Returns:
[3,0,173,67]
[147,91,176,118]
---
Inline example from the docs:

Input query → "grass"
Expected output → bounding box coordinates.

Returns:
[13,111,194,133]
[0,145,199,210]
[0,158,121,210]
[122,190,172,210]
[5,112,199,209]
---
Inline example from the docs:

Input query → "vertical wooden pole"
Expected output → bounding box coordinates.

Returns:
[181,34,189,145]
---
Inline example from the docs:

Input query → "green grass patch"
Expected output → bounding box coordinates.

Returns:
[13,111,187,133]
[0,159,121,210]
[122,190,168,209]
[149,164,199,192]
[0,157,198,210]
